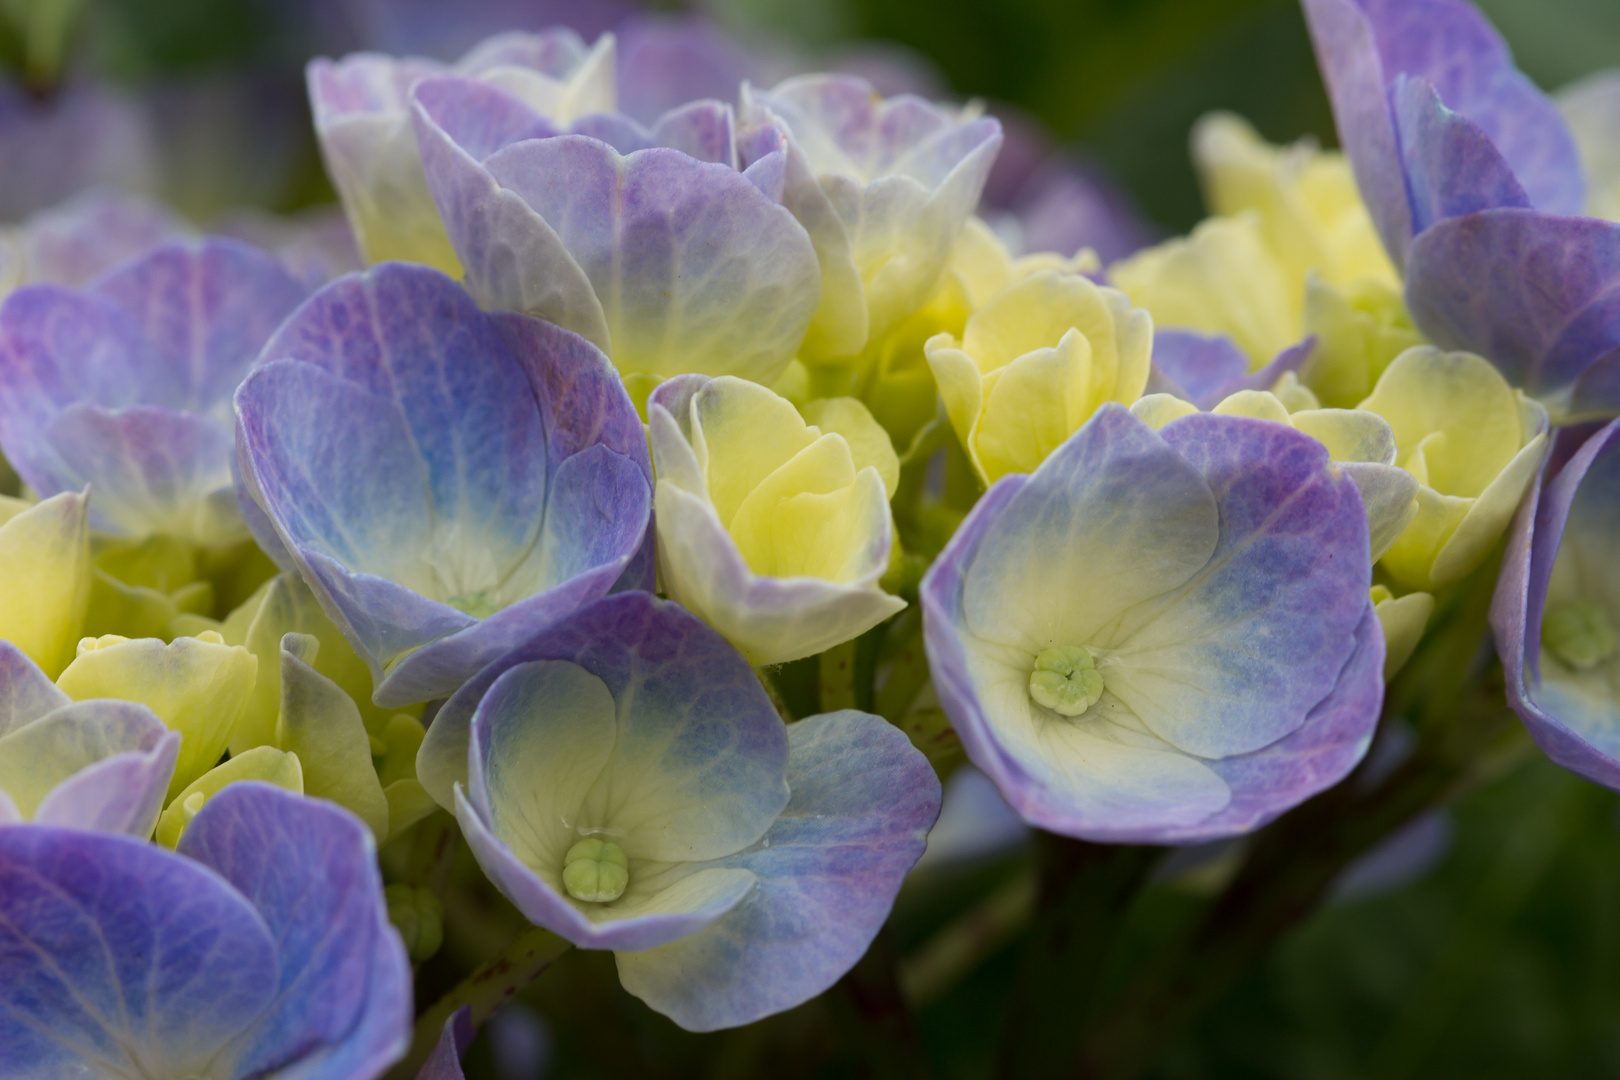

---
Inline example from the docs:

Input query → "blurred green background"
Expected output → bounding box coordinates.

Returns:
[13,0,1620,1076]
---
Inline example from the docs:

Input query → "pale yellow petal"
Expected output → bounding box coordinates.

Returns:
[155,746,302,849]
[0,491,89,678]
[800,396,900,498]
[57,634,257,799]
[690,376,819,527]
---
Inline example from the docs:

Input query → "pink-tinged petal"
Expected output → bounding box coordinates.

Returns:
[90,238,309,419]
[1405,209,1620,403]
[179,782,411,1080]
[20,188,190,288]
[617,710,940,1031]
[415,1008,473,1080]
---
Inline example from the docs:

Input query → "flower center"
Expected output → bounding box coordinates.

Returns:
[1028,645,1104,717]
[446,590,501,619]
[1543,599,1618,671]
[562,838,629,903]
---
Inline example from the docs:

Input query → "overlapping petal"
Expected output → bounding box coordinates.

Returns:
[740,74,1003,361]
[1493,419,1620,789]
[0,783,409,1080]
[235,262,650,706]
[1302,0,1584,267]
[922,405,1380,842]
[0,238,307,545]
[411,73,820,385]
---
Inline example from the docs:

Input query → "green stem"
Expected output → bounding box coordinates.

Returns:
[402,810,459,896]
[387,925,572,1080]
[994,838,1160,1080]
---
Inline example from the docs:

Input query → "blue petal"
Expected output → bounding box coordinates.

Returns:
[616,710,939,1031]
[179,782,410,1079]
[0,825,276,1079]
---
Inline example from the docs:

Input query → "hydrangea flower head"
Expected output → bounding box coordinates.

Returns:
[234,262,651,707]
[921,405,1384,842]
[440,591,940,1030]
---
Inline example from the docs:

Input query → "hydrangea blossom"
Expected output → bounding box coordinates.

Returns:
[0,782,411,1079]
[926,269,1153,484]
[0,237,309,548]
[921,405,1383,842]
[645,374,904,667]
[440,591,940,1030]
[309,29,616,273]
[740,75,1003,362]
[410,70,821,387]
[1494,419,1620,789]
[235,261,651,707]
[0,641,177,835]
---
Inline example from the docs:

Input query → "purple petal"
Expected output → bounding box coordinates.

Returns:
[43,404,237,540]
[615,14,765,125]
[1148,331,1251,405]
[90,238,309,418]
[1492,420,1620,789]
[1391,75,1531,237]
[179,782,411,1080]
[0,640,70,736]
[0,825,277,1077]
[1302,0,1415,263]
[416,1007,473,1080]
[408,76,558,163]
[1187,603,1383,842]
[1405,208,1620,401]
[1303,0,1583,264]
[412,78,821,383]
[616,710,940,1031]
[20,188,190,288]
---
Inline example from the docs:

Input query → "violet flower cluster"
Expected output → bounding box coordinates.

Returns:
[0,0,1615,1074]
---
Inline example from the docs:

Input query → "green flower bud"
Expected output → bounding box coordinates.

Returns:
[562,837,629,903]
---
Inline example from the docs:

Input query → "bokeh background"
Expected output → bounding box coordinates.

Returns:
[10,0,1620,1076]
